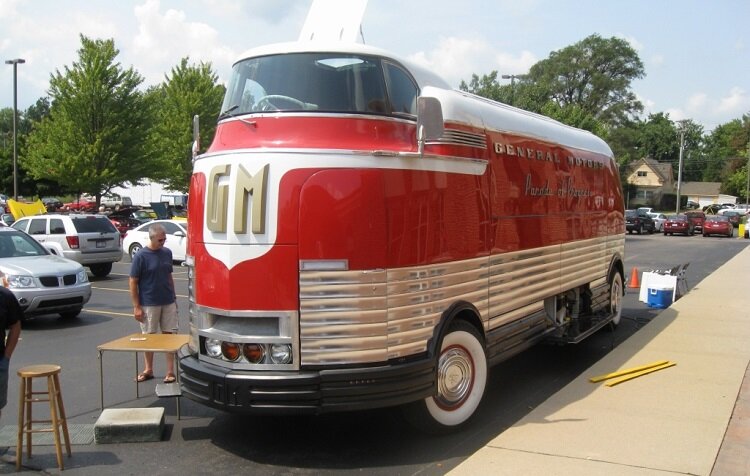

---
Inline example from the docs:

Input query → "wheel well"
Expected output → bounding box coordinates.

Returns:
[429,301,485,358]
[610,257,624,284]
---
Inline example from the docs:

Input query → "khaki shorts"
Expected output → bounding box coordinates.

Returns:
[140,303,178,334]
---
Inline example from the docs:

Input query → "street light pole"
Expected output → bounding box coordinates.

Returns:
[5,58,25,201]
[501,74,525,106]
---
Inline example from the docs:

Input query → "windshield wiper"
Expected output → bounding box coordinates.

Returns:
[218,105,239,119]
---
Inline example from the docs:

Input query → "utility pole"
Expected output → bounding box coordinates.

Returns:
[675,124,686,213]
[5,58,25,200]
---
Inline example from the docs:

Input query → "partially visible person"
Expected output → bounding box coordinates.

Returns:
[128,223,178,383]
[0,271,22,418]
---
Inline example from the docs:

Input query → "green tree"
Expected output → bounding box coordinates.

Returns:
[24,35,151,204]
[710,115,750,197]
[526,34,645,126]
[639,113,679,165]
[146,57,225,193]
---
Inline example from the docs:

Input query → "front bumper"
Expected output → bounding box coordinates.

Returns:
[13,283,92,317]
[178,348,435,414]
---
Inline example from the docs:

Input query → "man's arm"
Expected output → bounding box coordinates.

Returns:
[129,276,144,322]
[4,321,20,360]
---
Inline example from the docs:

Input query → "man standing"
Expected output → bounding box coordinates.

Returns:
[0,272,22,418]
[129,223,178,383]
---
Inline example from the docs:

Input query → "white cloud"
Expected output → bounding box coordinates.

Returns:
[616,33,643,52]
[650,54,664,67]
[408,36,536,88]
[131,0,237,86]
[716,87,749,115]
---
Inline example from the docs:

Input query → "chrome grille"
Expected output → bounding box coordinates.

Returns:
[430,129,487,149]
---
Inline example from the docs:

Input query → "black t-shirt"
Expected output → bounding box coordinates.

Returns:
[0,287,21,356]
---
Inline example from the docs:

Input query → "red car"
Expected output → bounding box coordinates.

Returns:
[63,198,97,212]
[685,211,706,232]
[663,214,695,236]
[702,215,733,237]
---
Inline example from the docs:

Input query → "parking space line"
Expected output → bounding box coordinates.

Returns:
[91,286,187,299]
[84,309,133,318]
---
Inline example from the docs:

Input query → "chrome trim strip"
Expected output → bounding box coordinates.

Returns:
[193,147,488,174]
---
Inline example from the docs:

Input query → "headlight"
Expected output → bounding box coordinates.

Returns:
[7,275,36,288]
[78,269,89,283]
[270,344,293,364]
[205,338,222,358]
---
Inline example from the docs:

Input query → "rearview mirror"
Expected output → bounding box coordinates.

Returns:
[416,97,444,155]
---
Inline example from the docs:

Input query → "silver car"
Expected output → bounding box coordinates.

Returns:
[0,227,91,319]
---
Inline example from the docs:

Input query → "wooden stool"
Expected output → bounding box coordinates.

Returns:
[16,364,71,471]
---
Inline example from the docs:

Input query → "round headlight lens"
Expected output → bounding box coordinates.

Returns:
[242,343,265,364]
[205,338,222,358]
[221,341,241,361]
[270,344,293,364]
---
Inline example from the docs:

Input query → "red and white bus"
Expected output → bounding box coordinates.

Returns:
[180,41,625,432]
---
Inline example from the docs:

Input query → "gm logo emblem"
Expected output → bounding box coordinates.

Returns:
[206,163,269,234]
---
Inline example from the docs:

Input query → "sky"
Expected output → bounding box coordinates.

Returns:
[1,0,749,132]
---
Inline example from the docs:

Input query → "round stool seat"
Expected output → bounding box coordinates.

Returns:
[17,364,61,378]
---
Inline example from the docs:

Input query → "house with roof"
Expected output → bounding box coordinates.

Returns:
[625,158,675,207]
[679,182,736,208]
[624,157,736,209]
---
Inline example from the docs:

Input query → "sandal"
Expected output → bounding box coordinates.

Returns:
[135,372,154,383]
[163,374,176,384]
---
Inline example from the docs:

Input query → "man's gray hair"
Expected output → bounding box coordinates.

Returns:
[148,223,166,239]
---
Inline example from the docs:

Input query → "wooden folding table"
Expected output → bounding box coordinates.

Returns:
[98,333,190,418]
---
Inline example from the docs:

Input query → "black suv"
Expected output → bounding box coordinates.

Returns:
[625,209,656,235]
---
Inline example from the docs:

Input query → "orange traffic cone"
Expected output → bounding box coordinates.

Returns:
[628,267,640,289]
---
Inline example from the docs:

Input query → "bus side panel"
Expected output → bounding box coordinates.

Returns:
[382,168,491,268]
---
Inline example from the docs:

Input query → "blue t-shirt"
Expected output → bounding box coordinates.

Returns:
[130,247,175,306]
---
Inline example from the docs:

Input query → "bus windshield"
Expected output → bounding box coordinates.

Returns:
[220,53,417,117]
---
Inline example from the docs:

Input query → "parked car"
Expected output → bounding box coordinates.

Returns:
[685,211,706,232]
[663,214,695,236]
[685,200,700,210]
[123,219,188,261]
[41,197,63,212]
[625,209,656,234]
[0,227,91,319]
[109,207,154,225]
[63,197,97,212]
[101,193,133,210]
[702,215,733,237]
[647,212,668,232]
[107,207,151,236]
[11,214,122,277]
[722,210,743,228]
[0,213,13,226]
[702,204,730,215]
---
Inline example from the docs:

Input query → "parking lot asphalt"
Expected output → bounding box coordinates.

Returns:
[448,245,750,476]
[0,239,748,474]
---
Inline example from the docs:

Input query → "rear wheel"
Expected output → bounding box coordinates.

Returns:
[608,270,623,327]
[403,321,487,434]
[129,243,143,259]
[89,262,112,278]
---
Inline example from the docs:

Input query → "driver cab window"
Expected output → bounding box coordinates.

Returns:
[385,63,418,116]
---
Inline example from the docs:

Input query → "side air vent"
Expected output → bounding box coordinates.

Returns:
[430,129,487,149]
